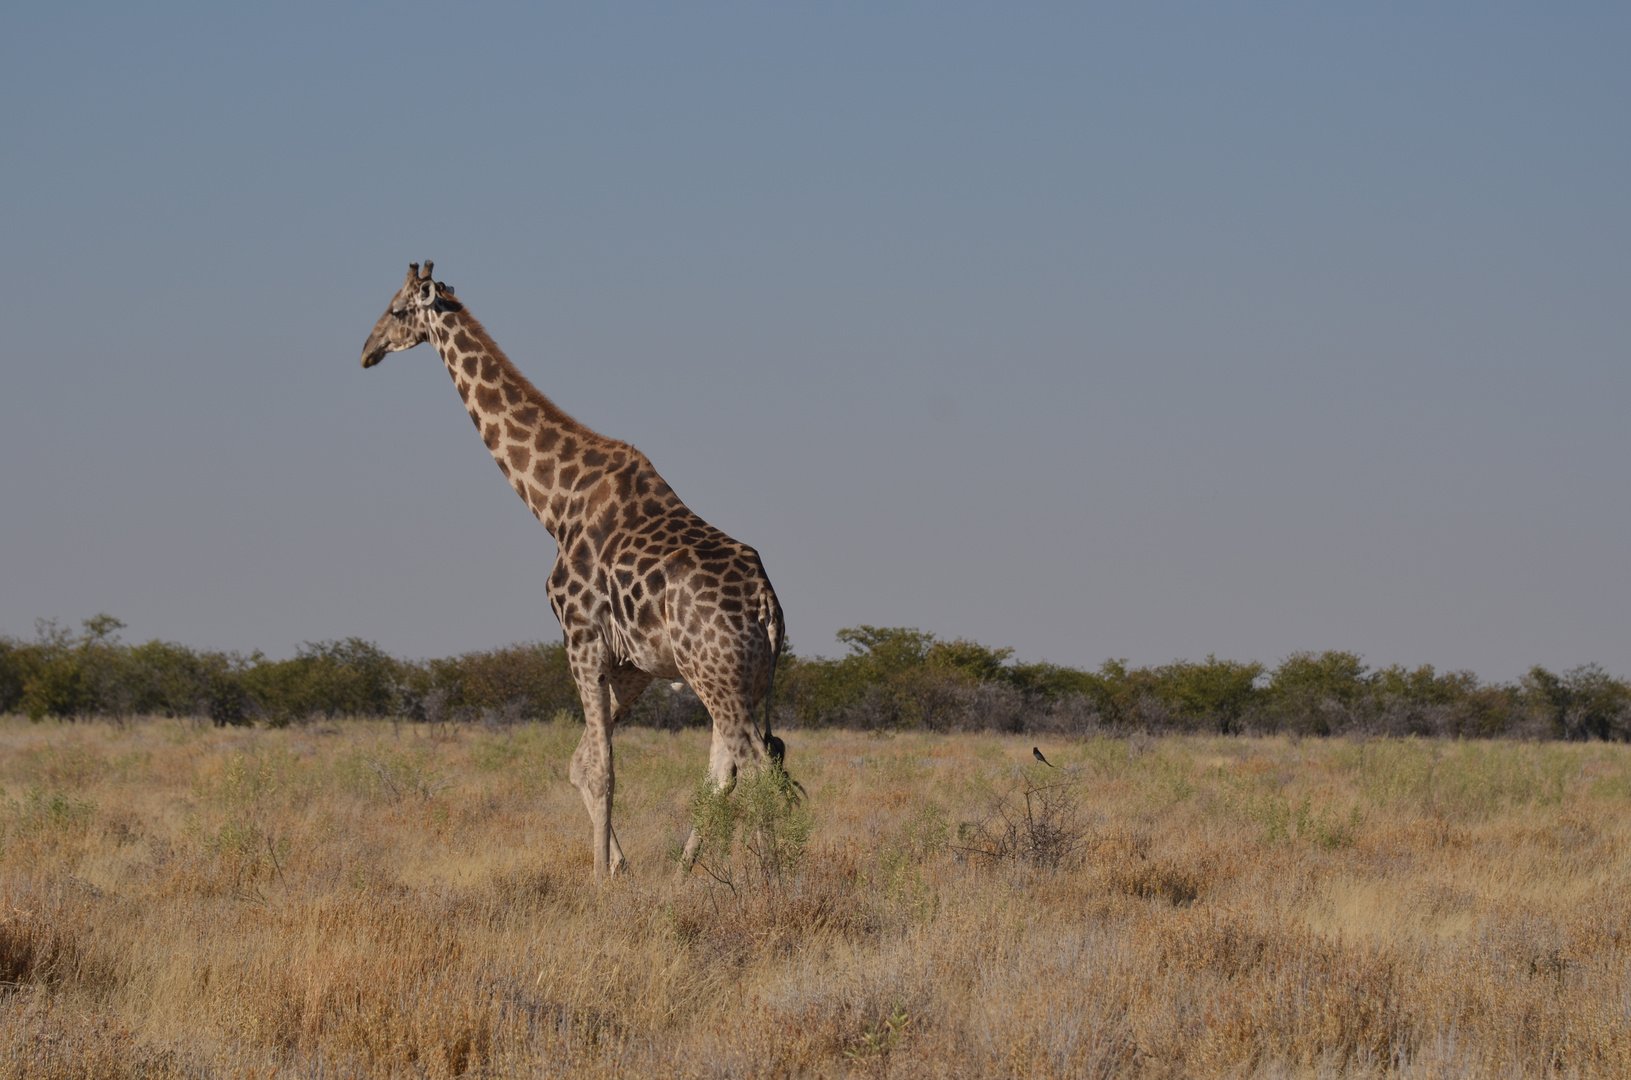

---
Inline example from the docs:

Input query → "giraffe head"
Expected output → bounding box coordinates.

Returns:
[361,261,459,368]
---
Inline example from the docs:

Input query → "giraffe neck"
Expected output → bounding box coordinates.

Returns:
[426,305,606,539]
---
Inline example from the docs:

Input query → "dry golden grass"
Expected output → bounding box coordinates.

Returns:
[1,716,1628,1078]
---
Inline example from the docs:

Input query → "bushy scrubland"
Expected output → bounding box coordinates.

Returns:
[4,617,1629,741]
[1,717,1629,1078]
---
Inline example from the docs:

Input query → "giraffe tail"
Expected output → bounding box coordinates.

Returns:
[758,590,787,768]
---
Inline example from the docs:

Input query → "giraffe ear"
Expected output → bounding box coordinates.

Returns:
[428,281,462,312]
[415,279,436,307]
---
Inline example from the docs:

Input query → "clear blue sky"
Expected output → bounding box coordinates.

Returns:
[2,3,1626,680]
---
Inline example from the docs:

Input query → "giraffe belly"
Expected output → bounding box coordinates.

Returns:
[612,632,680,679]
[607,600,681,678]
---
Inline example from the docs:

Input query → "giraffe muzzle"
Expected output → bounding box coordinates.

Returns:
[361,334,388,368]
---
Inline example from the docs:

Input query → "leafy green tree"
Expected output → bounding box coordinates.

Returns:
[118,640,254,719]
[926,638,1014,684]
[835,626,936,677]
[773,628,974,729]
[1153,655,1265,734]
[203,651,254,726]
[1371,663,1476,707]
[242,638,401,724]
[1271,651,1368,704]
[1452,685,1519,738]
[403,641,581,722]
[1524,664,1631,741]
[458,642,577,718]
[19,618,90,720]
[1367,663,1506,737]
[0,636,41,715]
[1073,659,1161,728]
[1001,660,1101,702]
[1264,651,1369,734]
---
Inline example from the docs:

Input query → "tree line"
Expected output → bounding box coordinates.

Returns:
[2,616,1628,740]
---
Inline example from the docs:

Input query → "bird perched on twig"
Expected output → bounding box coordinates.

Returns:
[1032,747,1054,767]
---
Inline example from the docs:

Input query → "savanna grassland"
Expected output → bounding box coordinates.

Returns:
[2,716,1629,1078]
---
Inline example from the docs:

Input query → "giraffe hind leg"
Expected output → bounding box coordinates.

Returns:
[677,688,763,874]
[678,725,742,872]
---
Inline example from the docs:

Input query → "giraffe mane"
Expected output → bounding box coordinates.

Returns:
[454,310,595,436]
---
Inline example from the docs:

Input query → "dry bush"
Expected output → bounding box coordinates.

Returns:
[953,770,1091,869]
[0,718,1628,1077]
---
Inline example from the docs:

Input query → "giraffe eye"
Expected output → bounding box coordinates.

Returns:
[390,309,407,319]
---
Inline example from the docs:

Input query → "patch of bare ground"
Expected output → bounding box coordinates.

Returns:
[0,717,1628,1077]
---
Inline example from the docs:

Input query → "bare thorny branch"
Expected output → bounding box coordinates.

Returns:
[953,773,1092,870]
[365,756,453,803]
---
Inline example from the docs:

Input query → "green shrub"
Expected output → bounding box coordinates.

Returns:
[8,787,97,834]
[687,760,813,888]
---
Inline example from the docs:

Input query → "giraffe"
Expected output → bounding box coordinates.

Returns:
[361,261,786,879]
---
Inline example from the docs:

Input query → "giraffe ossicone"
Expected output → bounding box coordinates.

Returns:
[362,261,786,879]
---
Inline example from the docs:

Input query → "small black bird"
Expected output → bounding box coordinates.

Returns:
[1032,746,1054,767]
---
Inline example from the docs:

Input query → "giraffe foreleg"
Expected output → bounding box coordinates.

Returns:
[600,665,652,874]
[567,709,615,879]
[566,655,653,878]
[569,734,625,874]
[563,632,622,880]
